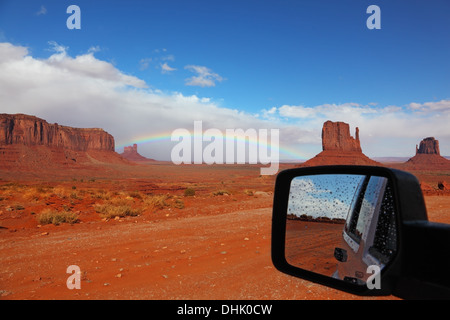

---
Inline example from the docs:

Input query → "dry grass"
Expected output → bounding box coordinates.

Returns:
[37,209,79,225]
[93,197,142,219]
[52,186,69,199]
[143,194,169,211]
[91,189,112,200]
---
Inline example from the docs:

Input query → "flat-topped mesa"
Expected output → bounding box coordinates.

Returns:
[416,137,440,155]
[0,113,114,151]
[321,120,362,152]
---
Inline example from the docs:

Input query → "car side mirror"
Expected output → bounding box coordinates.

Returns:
[271,165,450,299]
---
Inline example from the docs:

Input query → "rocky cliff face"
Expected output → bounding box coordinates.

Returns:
[321,121,362,152]
[300,120,380,166]
[0,113,114,151]
[416,137,440,155]
[0,114,129,178]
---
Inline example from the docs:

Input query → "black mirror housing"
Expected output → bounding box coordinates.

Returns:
[271,165,450,298]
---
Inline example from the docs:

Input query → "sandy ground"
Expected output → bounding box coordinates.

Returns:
[0,163,449,300]
[0,205,393,300]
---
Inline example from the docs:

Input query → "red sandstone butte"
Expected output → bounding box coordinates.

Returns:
[404,137,450,169]
[120,143,155,162]
[321,120,362,152]
[300,120,380,166]
[416,137,440,155]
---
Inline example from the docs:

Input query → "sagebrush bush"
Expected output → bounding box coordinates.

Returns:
[37,209,79,225]
[143,194,168,211]
[184,188,195,197]
[94,202,142,219]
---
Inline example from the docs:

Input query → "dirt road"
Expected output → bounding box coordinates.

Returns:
[0,206,393,300]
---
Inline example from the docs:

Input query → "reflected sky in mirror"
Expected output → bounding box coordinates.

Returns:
[288,174,365,221]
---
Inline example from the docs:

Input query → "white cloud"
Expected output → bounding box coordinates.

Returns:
[88,46,101,54]
[160,62,176,74]
[278,105,316,119]
[36,5,47,16]
[139,57,152,70]
[140,50,175,72]
[47,41,68,57]
[408,100,450,113]
[43,42,147,88]
[161,54,175,61]
[184,65,224,87]
[0,42,28,62]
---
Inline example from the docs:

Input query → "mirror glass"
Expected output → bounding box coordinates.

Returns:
[285,174,397,286]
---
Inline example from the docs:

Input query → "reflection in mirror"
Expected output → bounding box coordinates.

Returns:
[285,174,397,286]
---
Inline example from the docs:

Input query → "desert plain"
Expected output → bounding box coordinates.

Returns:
[0,159,449,301]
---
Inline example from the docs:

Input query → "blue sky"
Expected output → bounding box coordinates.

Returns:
[1,0,449,160]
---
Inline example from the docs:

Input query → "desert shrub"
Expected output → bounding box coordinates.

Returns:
[94,197,142,219]
[36,185,54,194]
[52,186,69,198]
[70,191,83,200]
[0,183,21,191]
[37,209,79,225]
[184,187,195,197]
[128,191,143,199]
[143,194,168,211]
[94,202,142,219]
[173,199,185,209]
[212,189,230,196]
[23,185,53,201]
[92,189,111,200]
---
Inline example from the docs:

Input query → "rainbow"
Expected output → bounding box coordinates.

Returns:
[117,131,309,161]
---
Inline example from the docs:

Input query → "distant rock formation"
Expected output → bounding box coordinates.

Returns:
[415,137,440,155]
[0,113,127,175]
[322,120,362,152]
[300,121,380,166]
[404,137,450,169]
[120,144,154,162]
[0,113,114,151]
